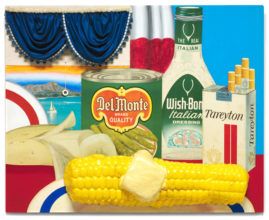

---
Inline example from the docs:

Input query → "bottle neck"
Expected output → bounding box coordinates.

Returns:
[174,16,203,59]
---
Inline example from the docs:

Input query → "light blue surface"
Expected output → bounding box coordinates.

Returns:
[173,5,264,154]
[38,96,81,130]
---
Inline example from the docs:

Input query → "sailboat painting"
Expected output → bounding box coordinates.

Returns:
[6,71,81,129]
[47,101,57,114]
[47,101,57,121]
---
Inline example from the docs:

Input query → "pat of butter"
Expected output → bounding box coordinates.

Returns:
[120,150,167,202]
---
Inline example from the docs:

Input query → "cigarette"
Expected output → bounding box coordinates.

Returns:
[249,69,255,90]
[234,65,242,93]
[242,58,249,69]
[228,71,235,93]
[242,68,249,79]
[241,68,249,92]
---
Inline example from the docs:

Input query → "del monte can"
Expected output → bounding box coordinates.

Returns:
[82,68,162,157]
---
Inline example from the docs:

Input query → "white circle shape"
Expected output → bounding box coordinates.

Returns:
[27,179,74,213]
[6,81,48,131]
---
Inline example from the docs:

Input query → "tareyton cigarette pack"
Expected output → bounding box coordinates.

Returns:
[203,85,256,171]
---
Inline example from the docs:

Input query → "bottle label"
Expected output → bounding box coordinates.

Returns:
[162,74,203,149]
[175,19,202,46]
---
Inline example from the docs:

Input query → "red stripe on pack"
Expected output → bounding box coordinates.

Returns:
[224,124,231,163]
[231,125,238,164]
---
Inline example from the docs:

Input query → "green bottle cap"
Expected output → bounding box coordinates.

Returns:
[176,6,202,16]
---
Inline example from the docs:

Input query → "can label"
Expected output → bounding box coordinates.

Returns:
[82,72,162,157]
[92,86,152,133]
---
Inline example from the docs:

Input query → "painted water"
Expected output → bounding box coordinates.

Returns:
[39,96,81,130]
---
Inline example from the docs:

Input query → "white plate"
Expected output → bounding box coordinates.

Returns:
[6,81,48,131]
[27,180,254,213]
[27,180,74,213]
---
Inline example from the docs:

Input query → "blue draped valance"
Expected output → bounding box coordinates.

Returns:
[6,13,66,62]
[5,10,131,65]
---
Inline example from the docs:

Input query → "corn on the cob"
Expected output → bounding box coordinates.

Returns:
[64,154,249,208]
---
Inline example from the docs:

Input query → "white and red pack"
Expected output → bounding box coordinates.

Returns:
[202,85,256,171]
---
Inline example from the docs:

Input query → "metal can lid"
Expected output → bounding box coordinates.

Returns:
[82,68,162,83]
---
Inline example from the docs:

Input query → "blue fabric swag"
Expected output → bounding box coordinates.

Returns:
[63,12,130,64]
[6,12,66,62]
[5,11,131,65]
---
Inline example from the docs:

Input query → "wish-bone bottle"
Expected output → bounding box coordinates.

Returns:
[162,7,215,160]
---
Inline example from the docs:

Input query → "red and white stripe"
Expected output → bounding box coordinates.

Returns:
[130,6,174,73]
[224,124,238,164]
